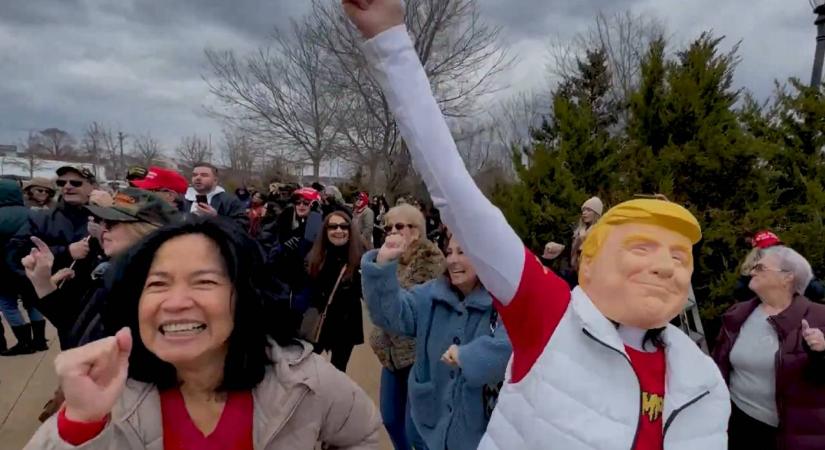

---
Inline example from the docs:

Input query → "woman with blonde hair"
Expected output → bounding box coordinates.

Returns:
[369,203,445,450]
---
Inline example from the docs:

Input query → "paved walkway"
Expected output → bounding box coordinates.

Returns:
[0,311,392,450]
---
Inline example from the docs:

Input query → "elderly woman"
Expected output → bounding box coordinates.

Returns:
[24,217,380,450]
[369,203,445,450]
[713,246,825,450]
[363,234,512,450]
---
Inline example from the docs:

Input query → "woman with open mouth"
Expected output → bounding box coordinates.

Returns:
[24,217,381,450]
[362,231,512,450]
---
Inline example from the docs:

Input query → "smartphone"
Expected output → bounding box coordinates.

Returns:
[196,194,208,205]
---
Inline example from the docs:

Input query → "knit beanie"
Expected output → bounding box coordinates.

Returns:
[582,197,604,216]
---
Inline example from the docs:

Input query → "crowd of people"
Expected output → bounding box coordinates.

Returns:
[2,1,824,449]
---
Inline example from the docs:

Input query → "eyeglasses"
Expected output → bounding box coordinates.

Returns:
[30,188,51,195]
[384,223,416,233]
[327,223,350,231]
[56,179,85,188]
[752,263,788,274]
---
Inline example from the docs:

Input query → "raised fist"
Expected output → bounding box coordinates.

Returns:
[342,0,405,39]
[377,234,406,264]
[56,328,132,422]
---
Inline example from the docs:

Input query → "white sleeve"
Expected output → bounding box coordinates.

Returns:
[362,26,524,303]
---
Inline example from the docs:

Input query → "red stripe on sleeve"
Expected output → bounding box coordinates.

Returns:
[496,248,572,383]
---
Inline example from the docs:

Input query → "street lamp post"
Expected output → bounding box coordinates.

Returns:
[811,0,825,87]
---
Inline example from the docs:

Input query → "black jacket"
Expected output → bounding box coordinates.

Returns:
[32,265,110,349]
[6,200,103,292]
[0,180,29,297]
[183,191,249,231]
[308,248,364,349]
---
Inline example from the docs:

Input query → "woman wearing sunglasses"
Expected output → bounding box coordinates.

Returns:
[23,177,57,210]
[368,203,445,450]
[362,231,512,450]
[713,246,825,450]
[302,210,366,372]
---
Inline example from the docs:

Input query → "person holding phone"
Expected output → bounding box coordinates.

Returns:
[182,162,248,230]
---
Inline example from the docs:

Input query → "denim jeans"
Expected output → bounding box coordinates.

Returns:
[379,366,427,450]
[0,295,43,326]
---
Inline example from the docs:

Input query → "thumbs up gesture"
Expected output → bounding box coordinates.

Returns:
[801,319,825,352]
[56,328,133,422]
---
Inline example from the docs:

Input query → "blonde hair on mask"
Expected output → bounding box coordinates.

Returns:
[579,199,701,269]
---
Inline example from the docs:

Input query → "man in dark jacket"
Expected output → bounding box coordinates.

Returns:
[182,162,249,230]
[5,166,103,352]
[0,179,30,353]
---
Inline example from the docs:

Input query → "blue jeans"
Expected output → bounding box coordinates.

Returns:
[380,366,427,450]
[0,295,43,326]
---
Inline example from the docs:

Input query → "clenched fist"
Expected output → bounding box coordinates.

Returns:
[56,328,132,422]
[377,234,406,264]
[342,0,405,39]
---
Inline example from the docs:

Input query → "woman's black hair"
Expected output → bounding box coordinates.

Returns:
[104,216,295,391]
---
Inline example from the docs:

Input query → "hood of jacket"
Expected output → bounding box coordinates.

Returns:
[0,179,23,208]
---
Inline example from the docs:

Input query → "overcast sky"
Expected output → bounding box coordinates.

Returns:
[0,0,816,152]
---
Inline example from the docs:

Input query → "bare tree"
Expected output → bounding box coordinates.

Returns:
[548,11,666,119]
[38,128,76,159]
[13,132,46,178]
[175,135,212,170]
[220,130,260,176]
[131,134,162,167]
[81,122,108,179]
[305,0,512,194]
[205,17,345,178]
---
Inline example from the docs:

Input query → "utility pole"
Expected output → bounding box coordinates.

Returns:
[117,131,126,180]
[811,1,825,87]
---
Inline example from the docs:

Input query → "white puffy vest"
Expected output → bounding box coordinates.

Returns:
[478,288,730,450]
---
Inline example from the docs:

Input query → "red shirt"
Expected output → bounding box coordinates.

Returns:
[58,388,254,450]
[498,249,667,450]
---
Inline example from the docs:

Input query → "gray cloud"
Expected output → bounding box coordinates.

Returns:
[0,0,818,153]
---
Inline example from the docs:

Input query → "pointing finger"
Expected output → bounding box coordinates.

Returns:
[30,236,49,252]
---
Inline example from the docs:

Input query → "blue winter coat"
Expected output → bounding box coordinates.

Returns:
[361,250,512,450]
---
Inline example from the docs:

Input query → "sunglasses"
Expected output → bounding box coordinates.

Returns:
[30,188,51,195]
[295,200,312,207]
[384,223,416,233]
[327,223,350,231]
[56,179,85,188]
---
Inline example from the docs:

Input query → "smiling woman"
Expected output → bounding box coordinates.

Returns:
[24,216,381,450]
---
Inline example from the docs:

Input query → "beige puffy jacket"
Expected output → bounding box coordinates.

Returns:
[25,340,381,450]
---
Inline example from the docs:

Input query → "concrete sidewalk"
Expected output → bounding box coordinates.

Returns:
[0,313,392,449]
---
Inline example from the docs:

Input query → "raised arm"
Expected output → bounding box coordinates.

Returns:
[345,1,572,383]
[360,250,420,337]
[351,8,523,304]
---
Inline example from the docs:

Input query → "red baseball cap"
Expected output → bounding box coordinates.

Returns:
[752,230,782,249]
[130,166,188,195]
[293,187,321,202]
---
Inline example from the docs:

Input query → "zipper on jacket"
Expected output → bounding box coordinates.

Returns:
[263,386,310,446]
[768,316,785,430]
[582,329,641,450]
[662,390,710,437]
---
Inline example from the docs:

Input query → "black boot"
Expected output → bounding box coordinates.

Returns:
[31,320,48,352]
[1,324,35,356]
